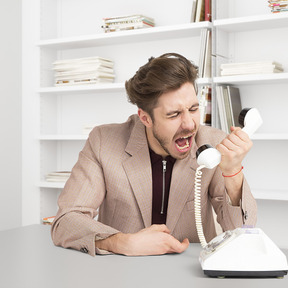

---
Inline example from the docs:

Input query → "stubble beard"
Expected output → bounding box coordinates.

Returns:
[152,126,191,160]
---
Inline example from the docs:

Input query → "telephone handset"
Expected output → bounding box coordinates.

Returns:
[196,108,263,169]
[194,108,288,278]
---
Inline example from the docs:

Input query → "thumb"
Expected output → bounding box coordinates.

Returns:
[150,224,171,234]
[230,126,241,133]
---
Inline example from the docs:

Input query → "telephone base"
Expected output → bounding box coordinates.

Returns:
[199,228,288,278]
[204,269,287,278]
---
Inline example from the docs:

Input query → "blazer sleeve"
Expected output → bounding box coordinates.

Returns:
[51,131,120,256]
[209,166,257,231]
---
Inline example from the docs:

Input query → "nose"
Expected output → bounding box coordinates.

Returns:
[181,110,195,131]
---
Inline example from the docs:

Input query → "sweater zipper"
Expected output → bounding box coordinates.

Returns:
[161,160,167,214]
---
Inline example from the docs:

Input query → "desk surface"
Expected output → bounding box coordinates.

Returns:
[1,225,288,288]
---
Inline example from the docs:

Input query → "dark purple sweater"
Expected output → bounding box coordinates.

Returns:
[149,149,176,224]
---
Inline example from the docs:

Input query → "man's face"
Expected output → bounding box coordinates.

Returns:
[144,82,200,160]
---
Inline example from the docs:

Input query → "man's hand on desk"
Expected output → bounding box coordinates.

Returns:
[95,224,189,256]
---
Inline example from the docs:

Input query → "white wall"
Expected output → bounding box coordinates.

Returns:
[257,200,288,249]
[0,1,22,230]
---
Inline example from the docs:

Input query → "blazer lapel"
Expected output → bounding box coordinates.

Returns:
[122,119,152,228]
[166,140,199,234]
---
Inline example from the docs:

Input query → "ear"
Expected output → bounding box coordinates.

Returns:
[138,108,153,128]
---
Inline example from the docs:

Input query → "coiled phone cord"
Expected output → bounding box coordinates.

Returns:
[194,165,208,248]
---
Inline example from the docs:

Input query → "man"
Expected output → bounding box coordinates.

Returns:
[51,53,257,256]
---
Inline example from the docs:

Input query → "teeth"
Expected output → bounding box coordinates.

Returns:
[176,138,190,150]
[180,135,192,139]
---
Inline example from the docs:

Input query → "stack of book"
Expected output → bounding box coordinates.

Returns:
[198,28,212,78]
[53,56,115,86]
[198,86,211,126]
[268,0,288,13]
[216,85,242,134]
[191,0,211,22]
[42,216,55,225]
[45,171,71,182]
[220,61,284,76]
[102,14,155,33]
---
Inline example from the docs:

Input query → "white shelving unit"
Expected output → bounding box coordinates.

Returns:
[214,0,288,201]
[22,0,288,225]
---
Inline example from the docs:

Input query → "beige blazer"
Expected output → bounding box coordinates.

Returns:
[51,115,257,256]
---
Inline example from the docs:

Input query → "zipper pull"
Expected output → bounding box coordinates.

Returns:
[163,160,167,173]
[161,160,167,215]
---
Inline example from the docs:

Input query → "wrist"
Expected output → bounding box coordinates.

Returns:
[95,232,130,255]
[222,166,243,178]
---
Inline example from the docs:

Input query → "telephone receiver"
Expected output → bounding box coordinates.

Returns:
[196,108,263,169]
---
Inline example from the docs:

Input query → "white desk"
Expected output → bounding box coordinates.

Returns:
[1,225,288,288]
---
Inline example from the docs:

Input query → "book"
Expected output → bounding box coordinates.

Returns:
[195,0,205,22]
[216,86,228,133]
[53,56,114,70]
[102,14,155,33]
[268,0,288,13]
[220,61,283,69]
[220,61,284,76]
[198,29,208,77]
[198,29,211,78]
[55,78,114,86]
[199,86,211,126]
[205,0,211,21]
[52,56,115,86]
[191,0,212,22]
[216,85,242,134]
[202,29,212,78]
[42,216,55,225]
[45,171,71,182]
[190,0,197,22]
[220,67,283,76]
[227,86,242,127]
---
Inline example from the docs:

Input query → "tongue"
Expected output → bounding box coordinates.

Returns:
[176,138,187,147]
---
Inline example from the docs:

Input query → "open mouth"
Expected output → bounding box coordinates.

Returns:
[175,134,193,152]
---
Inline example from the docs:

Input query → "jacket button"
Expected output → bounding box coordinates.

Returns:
[244,211,248,220]
[80,247,89,253]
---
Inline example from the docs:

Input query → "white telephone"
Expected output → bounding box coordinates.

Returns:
[194,108,288,278]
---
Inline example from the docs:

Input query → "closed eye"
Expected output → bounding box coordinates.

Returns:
[189,104,199,112]
[167,111,181,119]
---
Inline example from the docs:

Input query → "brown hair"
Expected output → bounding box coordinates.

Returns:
[125,53,198,118]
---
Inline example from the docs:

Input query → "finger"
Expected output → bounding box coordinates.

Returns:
[234,128,251,142]
[225,133,244,148]
[168,237,189,254]
[216,141,237,154]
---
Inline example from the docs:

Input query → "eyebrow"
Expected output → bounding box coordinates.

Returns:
[166,103,199,116]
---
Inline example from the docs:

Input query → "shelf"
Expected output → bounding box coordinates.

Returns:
[38,181,65,189]
[38,83,125,94]
[38,135,88,140]
[253,189,288,201]
[213,73,288,85]
[251,134,288,141]
[214,13,288,32]
[196,77,213,86]
[38,78,212,95]
[37,22,212,49]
